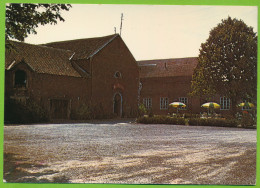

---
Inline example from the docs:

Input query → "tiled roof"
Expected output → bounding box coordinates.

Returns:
[43,34,119,60]
[138,57,198,78]
[5,41,81,77]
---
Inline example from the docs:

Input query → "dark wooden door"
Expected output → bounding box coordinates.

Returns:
[50,99,68,119]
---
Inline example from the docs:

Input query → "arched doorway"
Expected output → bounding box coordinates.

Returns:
[113,93,122,117]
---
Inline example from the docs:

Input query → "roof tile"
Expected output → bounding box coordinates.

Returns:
[43,34,119,60]
[138,57,198,78]
[5,41,81,77]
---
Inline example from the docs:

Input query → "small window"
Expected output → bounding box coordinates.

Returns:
[179,97,188,110]
[220,97,230,110]
[160,97,168,110]
[114,71,122,78]
[143,98,152,109]
[14,70,27,88]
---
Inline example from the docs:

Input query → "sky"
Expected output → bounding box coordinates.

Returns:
[24,4,258,61]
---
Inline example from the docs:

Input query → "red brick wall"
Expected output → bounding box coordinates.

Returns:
[140,76,194,115]
[5,63,91,119]
[140,76,235,116]
[91,36,139,117]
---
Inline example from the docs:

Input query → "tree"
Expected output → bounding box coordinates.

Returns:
[5,3,71,42]
[190,17,257,115]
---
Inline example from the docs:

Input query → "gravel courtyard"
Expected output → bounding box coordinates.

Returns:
[4,120,257,185]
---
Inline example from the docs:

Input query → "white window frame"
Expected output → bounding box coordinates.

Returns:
[160,97,169,110]
[220,97,231,110]
[143,98,152,109]
[179,97,188,110]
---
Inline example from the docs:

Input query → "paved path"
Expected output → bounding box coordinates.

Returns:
[4,121,257,184]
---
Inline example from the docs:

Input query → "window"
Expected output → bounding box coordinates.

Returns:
[179,97,188,109]
[220,97,231,110]
[114,71,122,78]
[14,70,27,88]
[160,97,168,110]
[143,98,152,109]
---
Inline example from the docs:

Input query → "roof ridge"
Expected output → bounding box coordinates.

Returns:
[138,57,197,62]
[44,34,119,46]
[8,40,74,54]
[42,34,119,60]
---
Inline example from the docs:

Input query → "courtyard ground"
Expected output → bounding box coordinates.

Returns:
[3,120,257,185]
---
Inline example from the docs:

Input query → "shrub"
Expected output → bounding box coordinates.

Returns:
[240,113,255,127]
[183,113,200,119]
[137,115,239,128]
[188,118,238,127]
[138,104,147,117]
[136,115,186,125]
[72,103,93,120]
[148,108,154,117]
[4,98,49,124]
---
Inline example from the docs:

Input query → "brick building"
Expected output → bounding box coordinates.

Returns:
[5,34,139,120]
[138,57,235,115]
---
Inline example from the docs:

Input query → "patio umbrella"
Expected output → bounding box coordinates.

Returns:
[238,102,255,108]
[169,102,186,108]
[201,102,220,109]
[169,102,186,114]
[201,102,220,115]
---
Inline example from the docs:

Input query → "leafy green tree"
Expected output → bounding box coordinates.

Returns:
[5,3,71,42]
[190,17,257,114]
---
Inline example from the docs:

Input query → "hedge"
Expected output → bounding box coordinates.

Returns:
[136,115,239,128]
[188,118,238,127]
[137,115,186,125]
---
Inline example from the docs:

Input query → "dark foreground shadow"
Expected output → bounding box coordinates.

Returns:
[5,118,137,126]
[4,152,70,183]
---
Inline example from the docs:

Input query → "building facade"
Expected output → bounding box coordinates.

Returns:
[5,34,140,120]
[138,58,235,116]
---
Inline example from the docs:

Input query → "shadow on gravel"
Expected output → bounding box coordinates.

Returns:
[49,118,137,125]
[4,152,70,183]
[4,118,137,126]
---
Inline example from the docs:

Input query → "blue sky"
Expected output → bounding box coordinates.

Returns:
[24,4,258,60]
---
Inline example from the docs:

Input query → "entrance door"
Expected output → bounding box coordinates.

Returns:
[50,99,69,119]
[113,93,122,117]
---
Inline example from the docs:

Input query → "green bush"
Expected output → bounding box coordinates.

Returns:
[183,113,200,119]
[137,115,186,125]
[4,99,49,124]
[137,115,239,128]
[138,104,147,117]
[188,118,238,127]
[72,104,93,120]
[240,113,255,127]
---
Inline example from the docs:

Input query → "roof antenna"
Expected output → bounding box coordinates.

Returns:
[114,27,117,34]
[120,13,123,36]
